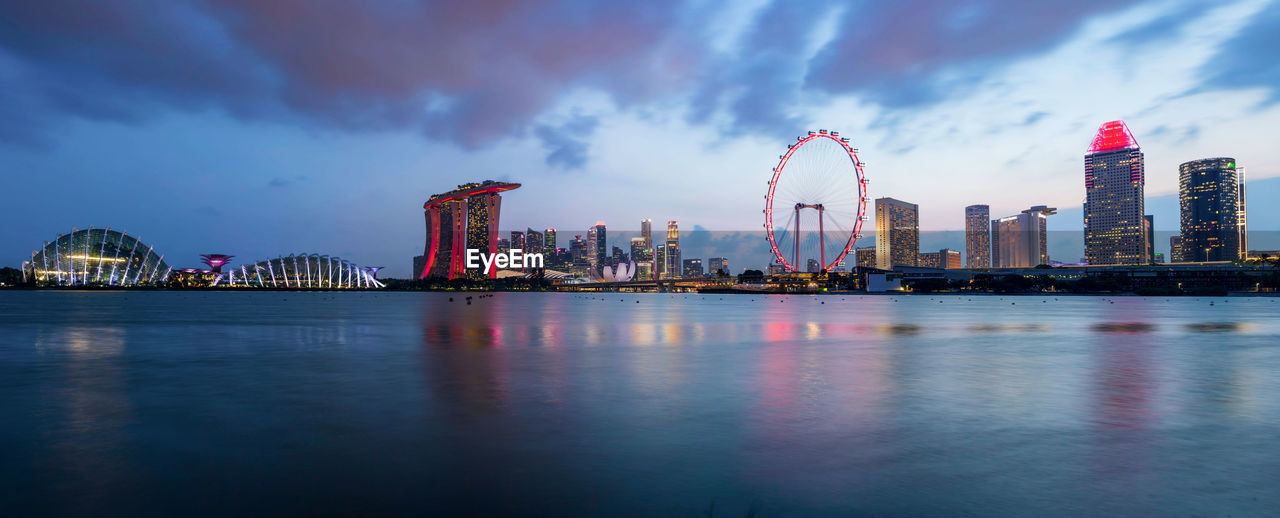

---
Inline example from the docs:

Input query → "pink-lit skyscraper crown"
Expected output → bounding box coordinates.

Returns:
[1087,120,1139,153]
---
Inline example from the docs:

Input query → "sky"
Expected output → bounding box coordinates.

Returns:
[2,0,1279,277]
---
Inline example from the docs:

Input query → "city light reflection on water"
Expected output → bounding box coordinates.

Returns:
[2,291,1279,516]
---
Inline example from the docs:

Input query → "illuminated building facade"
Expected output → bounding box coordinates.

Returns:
[993,206,1055,267]
[589,223,606,273]
[640,218,652,249]
[665,221,681,279]
[511,231,525,251]
[1170,235,1185,263]
[419,181,521,279]
[855,246,876,268]
[920,249,962,269]
[23,227,170,286]
[655,245,666,278]
[806,258,820,273]
[1179,158,1241,262]
[525,228,543,256]
[875,197,919,269]
[544,229,556,252]
[1084,120,1147,265]
[683,258,703,278]
[964,205,990,268]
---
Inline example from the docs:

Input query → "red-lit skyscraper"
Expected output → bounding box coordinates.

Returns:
[1084,120,1147,265]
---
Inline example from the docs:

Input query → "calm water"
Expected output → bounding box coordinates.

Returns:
[2,291,1279,516]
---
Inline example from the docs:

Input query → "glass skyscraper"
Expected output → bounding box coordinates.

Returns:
[1084,120,1147,265]
[665,221,680,279]
[1178,157,1241,262]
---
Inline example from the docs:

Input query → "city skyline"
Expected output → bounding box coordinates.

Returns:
[2,2,1280,277]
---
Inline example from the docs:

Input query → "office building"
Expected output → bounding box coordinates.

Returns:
[655,245,666,278]
[1084,120,1147,265]
[683,258,703,278]
[640,218,653,249]
[993,206,1055,267]
[1144,215,1154,264]
[544,229,556,252]
[1170,235,1185,263]
[1179,158,1241,262]
[525,228,543,256]
[665,220,681,279]
[875,197,919,269]
[587,223,606,272]
[964,205,991,268]
[708,257,728,276]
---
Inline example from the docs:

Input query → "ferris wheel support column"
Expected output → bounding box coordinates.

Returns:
[794,204,801,272]
[818,205,825,270]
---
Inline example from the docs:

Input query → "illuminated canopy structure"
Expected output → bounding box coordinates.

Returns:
[418,180,521,280]
[200,254,234,273]
[23,227,170,286]
[219,254,383,289]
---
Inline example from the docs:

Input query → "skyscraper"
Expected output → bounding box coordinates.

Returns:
[665,220,681,279]
[707,257,728,276]
[587,223,606,273]
[875,197,919,269]
[1170,235,1185,263]
[964,205,990,268]
[1179,158,1241,262]
[525,228,543,256]
[855,246,876,268]
[511,231,525,251]
[544,228,557,252]
[655,245,666,278]
[1084,120,1147,265]
[992,206,1056,267]
[420,181,520,280]
[640,218,652,249]
[683,258,703,278]
[1144,215,1155,264]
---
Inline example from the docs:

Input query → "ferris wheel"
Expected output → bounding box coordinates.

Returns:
[764,130,868,272]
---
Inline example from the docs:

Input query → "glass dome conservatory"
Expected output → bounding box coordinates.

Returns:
[23,227,170,286]
[219,254,383,289]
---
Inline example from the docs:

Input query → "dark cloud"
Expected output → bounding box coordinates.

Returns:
[534,114,598,170]
[1199,1,1280,102]
[0,0,692,162]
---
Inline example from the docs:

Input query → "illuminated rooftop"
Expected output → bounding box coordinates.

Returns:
[1087,120,1139,154]
[424,180,521,209]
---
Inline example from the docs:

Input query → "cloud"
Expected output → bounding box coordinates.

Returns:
[534,114,599,170]
[268,175,307,187]
[1198,0,1280,102]
[0,0,692,148]
[805,1,1146,107]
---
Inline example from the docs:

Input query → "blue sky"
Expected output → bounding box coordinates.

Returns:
[2,0,1279,276]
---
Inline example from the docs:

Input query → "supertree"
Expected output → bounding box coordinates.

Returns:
[200,254,234,273]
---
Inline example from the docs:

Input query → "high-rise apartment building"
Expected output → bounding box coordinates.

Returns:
[1179,158,1241,262]
[1084,120,1147,265]
[964,205,991,268]
[992,206,1055,267]
[875,198,919,269]
[665,220,681,279]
